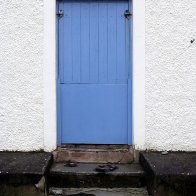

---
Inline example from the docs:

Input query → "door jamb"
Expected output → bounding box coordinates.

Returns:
[43,0,145,151]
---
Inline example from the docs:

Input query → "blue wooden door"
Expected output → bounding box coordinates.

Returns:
[58,0,132,144]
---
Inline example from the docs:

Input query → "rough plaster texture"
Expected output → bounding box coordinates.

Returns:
[0,0,196,152]
[0,0,44,151]
[145,0,196,151]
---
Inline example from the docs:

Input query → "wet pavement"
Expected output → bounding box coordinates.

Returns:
[49,188,148,196]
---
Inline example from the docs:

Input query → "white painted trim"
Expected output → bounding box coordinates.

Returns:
[43,0,145,150]
[132,0,146,149]
[43,0,57,151]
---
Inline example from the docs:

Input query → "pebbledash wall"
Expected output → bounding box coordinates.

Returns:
[0,0,44,151]
[0,0,195,152]
[145,0,196,151]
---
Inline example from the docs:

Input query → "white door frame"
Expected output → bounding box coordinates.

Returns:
[43,0,145,151]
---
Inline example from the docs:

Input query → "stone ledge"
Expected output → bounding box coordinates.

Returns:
[0,152,52,185]
[140,152,196,196]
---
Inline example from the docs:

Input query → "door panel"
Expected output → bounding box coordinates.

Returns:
[58,0,131,144]
[61,84,127,144]
[59,0,129,84]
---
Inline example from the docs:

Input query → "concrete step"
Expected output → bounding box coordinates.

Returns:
[49,187,149,196]
[0,152,52,196]
[53,145,134,163]
[48,163,145,188]
[140,152,196,196]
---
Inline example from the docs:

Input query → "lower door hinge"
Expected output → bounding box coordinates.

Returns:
[124,10,132,19]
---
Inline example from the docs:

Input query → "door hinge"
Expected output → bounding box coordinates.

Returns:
[57,10,64,18]
[124,10,132,19]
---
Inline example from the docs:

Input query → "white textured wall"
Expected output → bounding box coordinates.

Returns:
[145,0,196,151]
[0,0,44,151]
[0,0,195,152]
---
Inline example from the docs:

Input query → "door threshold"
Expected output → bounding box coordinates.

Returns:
[53,145,135,164]
[58,144,132,150]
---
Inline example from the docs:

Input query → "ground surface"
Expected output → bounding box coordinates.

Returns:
[49,188,148,196]
[140,152,196,196]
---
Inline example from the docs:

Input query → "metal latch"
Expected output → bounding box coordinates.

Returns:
[57,10,64,18]
[124,10,132,19]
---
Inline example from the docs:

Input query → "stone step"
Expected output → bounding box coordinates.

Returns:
[53,145,135,163]
[140,152,196,196]
[0,152,52,196]
[49,187,149,196]
[48,163,145,188]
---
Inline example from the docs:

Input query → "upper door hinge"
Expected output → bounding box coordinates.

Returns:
[57,10,64,18]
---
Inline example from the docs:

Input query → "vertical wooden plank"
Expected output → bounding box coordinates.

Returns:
[127,0,132,144]
[57,1,62,144]
[98,2,108,83]
[63,2,72,83]
[58,1,65,83]
[89,2,99,83]
[127,78,132,144]
[72,2,81,83]
[125,2,131,80]
[116,1,127,83]
[80,2,90,83]
[107,2,117,83]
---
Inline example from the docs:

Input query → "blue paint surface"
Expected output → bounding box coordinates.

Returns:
[58,0,131,144]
